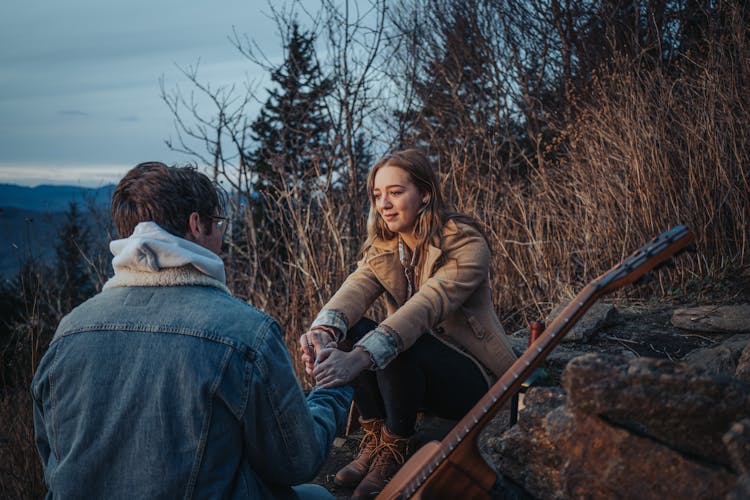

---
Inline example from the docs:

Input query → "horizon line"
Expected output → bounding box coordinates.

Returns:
[0,162,132,188]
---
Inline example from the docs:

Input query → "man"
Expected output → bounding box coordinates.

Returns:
[31,162,351,499]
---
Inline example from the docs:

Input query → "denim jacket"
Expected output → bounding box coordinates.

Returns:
[31,224,352,499]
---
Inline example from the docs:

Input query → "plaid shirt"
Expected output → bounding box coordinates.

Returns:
[398,236,418,298]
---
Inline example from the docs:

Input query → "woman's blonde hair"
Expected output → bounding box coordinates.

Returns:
[363,148,485,271]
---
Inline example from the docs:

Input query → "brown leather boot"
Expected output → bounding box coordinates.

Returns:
[334,418,384,488]
[352,426,410,499]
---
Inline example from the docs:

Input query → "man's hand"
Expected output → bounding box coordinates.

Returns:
[299,328,336,376]
[313,347,372,388]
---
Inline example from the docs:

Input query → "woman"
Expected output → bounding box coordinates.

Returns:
[300,149,516,499]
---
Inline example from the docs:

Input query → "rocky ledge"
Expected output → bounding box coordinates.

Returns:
[489,302,750,500]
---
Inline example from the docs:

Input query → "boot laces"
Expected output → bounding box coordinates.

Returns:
[372,438,407,468]
[359,425,379,453]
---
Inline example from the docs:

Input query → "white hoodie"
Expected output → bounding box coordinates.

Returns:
[103,222,229,293]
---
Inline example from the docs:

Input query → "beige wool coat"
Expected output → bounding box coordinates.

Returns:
[314,219,517,380]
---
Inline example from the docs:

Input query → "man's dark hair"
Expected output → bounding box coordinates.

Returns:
[111,162,227,238]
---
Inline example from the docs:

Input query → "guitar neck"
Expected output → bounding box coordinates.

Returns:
[400,283,603,496]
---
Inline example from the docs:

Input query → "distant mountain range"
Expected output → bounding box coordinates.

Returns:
[0,183,114,212]
[0,183,115,280]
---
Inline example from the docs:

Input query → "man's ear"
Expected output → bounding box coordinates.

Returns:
[186,212,203,241]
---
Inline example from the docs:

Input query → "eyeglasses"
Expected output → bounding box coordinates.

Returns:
[209,215,229,234]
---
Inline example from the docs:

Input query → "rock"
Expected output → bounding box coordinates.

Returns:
[547,407,735,499]
[516,386,567,429]
[561,353,750,467]
[723,419,750,475]
[541,347,594,375]
[546,302,622,342]
[728,474,750,500]
[508,329,602,380]
[508,335,528,356]
[495,394,736,499]
[736,342,750,384]
[492,388,567,499]
[682,335,749,375]
[724,422,750,500]
[671,304,750,333]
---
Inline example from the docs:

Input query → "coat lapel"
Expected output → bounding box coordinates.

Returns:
[419,219,459,285]
[368,239,408,306]
[420,244,443,287]
[367,219,459,305]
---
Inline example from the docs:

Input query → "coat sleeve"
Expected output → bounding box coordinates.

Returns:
[357,227,490,367]
[311,258,386,338]
[241,319,353,485]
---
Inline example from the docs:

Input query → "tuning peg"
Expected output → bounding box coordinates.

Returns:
[635,272,655,285]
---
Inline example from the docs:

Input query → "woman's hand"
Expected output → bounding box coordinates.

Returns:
[313,347,372,388]
[299,328,336,376]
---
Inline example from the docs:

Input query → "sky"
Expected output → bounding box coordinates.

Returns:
[0,0,302,187]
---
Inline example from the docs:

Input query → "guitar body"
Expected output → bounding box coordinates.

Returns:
[417,444,495,500]
[376,226,695,500]
[380,439,496,500]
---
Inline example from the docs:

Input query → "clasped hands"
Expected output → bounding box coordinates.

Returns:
[299,327,372,388]
[299,327,337,374]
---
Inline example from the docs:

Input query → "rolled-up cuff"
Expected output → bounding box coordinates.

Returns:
[311,309,348,341]
[354,325,402,369]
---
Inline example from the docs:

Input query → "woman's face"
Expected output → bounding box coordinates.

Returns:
[372,165,426,240]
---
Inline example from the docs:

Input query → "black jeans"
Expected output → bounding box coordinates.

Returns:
[343,318,489,437]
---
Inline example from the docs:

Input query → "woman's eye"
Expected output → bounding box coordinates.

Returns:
[390,191,402,196]
[373,194,381,200]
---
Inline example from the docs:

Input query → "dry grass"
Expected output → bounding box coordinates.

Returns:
[0,389,45,498]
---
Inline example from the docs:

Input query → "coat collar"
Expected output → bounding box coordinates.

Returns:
[366,219,460,305]
[369,219,459,251]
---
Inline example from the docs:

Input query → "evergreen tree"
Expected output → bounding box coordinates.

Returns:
[402,1,518,179]
[55,201,93,313]
[249,22,333,198]
[0,276,23,386]
[351,131,372,194]
[0,258,57,388]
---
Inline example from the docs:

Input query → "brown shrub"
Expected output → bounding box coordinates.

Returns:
[0,388,45,498]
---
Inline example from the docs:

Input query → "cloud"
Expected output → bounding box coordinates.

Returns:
[57,110,89,117]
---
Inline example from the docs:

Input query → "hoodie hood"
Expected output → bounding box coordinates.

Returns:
[109,221,226,284]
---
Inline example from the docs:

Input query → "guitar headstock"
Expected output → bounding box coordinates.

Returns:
[597,225,696,293]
